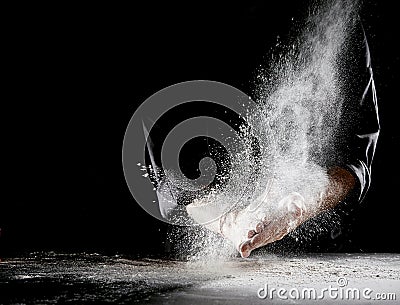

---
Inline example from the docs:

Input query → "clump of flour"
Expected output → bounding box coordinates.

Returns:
[171,0,360,259]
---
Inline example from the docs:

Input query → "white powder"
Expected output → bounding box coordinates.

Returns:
[171,0,360,260]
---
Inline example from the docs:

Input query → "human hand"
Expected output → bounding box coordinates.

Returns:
[239,192,307,258]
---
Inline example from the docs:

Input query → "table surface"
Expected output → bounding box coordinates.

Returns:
[0,252,399,304]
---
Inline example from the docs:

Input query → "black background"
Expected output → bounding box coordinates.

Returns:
[2,1,399,256]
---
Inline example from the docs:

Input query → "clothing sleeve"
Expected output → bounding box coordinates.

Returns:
[342,29,380,204]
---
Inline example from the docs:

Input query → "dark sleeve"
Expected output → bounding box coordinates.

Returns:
[341,26,380,204]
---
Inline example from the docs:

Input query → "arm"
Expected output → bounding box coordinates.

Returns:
[239,166,356,257]
[240,23,380,258]
[303,166,356,220]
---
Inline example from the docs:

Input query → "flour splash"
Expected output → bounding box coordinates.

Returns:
[170,0,361,260]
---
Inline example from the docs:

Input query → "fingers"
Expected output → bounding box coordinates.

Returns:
[240,222,275,258]
[244,222,265,257]
[250,223,274,248]
[246,219,272,245]
[247,230,257,238]
[240,217,290,258]
[255,222,264,233]
[239,240,252,258]
[239,193,306,258]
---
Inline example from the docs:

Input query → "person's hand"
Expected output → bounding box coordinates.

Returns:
[239,192,307,258]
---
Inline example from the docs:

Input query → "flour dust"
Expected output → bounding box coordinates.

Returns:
[168,0,361,261]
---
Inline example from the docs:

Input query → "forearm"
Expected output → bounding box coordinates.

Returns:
[302,166,356,221]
